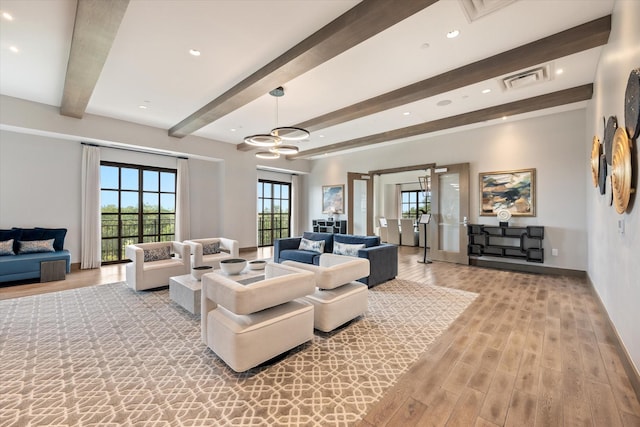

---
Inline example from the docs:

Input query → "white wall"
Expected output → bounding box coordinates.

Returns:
[307,108,588,271]
[586,0,640,372]
[0,95,312,255]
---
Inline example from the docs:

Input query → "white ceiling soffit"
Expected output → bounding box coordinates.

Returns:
[459,0,516,22]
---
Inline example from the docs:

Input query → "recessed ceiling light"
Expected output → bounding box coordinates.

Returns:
[502,116,508,120]
[230,128,236,132]
[9,46,19,53]
[421,42,430,49]
[2,12,14,21]
[556,68,564,75]
[403,111,411,116]
[446,30,460,39]
[138,105,147,109]
[436,99,452,107]
[189,49,201,56]
[319,134,325,138]
[482,89,491,94]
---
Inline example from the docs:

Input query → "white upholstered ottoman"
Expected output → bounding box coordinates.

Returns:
[283,254,370,332]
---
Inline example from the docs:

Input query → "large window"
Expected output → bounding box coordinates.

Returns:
[257,180,291,247]
[401,190,430,220]
[100,162,177,263]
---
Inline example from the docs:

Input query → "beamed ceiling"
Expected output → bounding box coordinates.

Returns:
[0,0,614,160]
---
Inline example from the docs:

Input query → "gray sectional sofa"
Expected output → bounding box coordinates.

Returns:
[273,232,398,287]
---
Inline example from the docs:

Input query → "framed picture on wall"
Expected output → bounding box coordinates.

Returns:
[322,185,344,214]
[479,168,536,216]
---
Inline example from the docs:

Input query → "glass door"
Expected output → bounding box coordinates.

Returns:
[257,180,291,247]
[347,172,373,235]
[429,163,470,264]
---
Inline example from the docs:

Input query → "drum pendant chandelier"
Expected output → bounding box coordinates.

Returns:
[245,87,309,159]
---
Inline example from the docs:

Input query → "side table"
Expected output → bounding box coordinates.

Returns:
[169,274,202,315]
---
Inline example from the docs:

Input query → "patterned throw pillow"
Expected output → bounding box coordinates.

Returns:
[143,246,171,262]
[333,241,365,257]
[0,239,15,256]
[18,239,56,254]
[203,242,221,255]
[299,238,325,253]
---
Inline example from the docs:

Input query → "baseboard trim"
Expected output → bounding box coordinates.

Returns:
[586,274,640,404]
[469,259,586,277]
[70,262,81,272]
[239,246,257,254]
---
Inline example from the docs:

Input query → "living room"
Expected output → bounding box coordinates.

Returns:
[1,0,639,425]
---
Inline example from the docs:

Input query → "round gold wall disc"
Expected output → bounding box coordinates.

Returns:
[611,128,634,214]
[591,135,601,187]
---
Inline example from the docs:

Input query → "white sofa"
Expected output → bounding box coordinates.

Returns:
[201,263,315,372]
[283,254,370,332]
[125,241,190,291]
[184,237,239,268]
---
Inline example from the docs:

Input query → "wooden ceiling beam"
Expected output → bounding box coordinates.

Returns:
[286,84,593,159]
[169,0,438,138]
[238,15,610,152]
[60,0,129,119]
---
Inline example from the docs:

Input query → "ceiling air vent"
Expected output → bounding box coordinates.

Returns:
[501,66,551,91]
[459,0,516,22]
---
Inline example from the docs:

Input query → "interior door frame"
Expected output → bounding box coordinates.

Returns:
[365,163,436,237]
[347,172,374,235]
[429,163,470,264]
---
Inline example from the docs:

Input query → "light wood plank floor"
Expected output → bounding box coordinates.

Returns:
[2,246,639,426]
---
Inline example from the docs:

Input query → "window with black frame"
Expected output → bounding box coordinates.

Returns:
[257,180,291,247]
[401,190,430,220]
[100,162,176,263]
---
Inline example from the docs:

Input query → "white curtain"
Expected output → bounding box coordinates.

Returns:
[175,158,191,242]
[81,145,101,269]
[291,174,300,237]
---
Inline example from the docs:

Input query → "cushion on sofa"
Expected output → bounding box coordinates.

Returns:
[203,241,221,255]
[14,228,67,251]
[279,249,320,265]
[302,232,334,253]
[299,238,325,252]
[0,239,15,256]
[1,229,22,253]
[18,239,55,254]
[333,241,365,256]
[143,245,171,262]
[334,233,380,248]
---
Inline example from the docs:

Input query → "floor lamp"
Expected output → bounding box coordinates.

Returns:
[417,213,432,264]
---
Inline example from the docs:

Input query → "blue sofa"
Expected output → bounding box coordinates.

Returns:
[274,232,398,287]
[0,228,71,283]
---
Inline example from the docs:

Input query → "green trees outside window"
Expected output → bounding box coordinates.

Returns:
[100,162,176,263]
[257,180,291,247]
[401,190,430,220]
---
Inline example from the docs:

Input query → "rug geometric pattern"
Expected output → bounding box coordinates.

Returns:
[0,279,477,426]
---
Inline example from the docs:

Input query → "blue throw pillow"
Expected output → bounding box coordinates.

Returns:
[334,233,380,248]
[36,228,67,251]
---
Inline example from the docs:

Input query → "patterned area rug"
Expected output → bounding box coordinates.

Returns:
[0,279,477,426]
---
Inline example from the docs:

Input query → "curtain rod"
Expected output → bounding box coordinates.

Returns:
[80,142,188,159]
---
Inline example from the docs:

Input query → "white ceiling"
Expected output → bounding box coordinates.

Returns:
[0,0,615,157]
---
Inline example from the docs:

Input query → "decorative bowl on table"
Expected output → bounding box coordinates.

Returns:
[248,260,267,270]
[191,265,213,281]
[220,258,247,275]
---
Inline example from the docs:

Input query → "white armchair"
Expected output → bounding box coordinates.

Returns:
[283,254,370,332]
[184,237,239,268]
[202,263,315,372]
[125,241,190,291]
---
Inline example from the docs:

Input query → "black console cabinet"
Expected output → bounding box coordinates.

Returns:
[312,219,347,234]
[467,224,544,263]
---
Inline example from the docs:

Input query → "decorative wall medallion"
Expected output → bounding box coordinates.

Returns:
[625,68,640,140]
[604,116,618,166]
[611,127,634,213]
[599,154,607,195]
[591,135,601,187]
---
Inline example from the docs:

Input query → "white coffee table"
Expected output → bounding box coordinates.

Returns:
[169,264,267,316]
